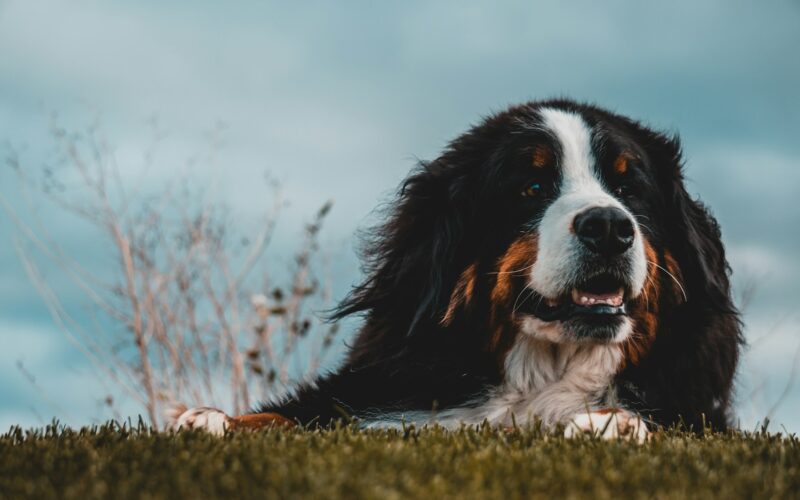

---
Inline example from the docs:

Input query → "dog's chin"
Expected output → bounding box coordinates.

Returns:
[560,314,631,343]
[520,314,632,344]
[518,272,637,344]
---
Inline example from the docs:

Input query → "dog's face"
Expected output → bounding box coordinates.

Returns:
[338,100,730,366]
[436,102,690,356]
[504,108,651,345]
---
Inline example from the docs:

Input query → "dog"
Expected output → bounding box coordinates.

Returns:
[170,99,742,440]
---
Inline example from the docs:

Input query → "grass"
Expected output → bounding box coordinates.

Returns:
[1,422,798,499]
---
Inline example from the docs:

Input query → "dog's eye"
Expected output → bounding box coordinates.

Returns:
[613,185,629,197]
[522,182,542,197]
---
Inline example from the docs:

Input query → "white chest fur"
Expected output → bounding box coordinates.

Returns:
[364,335,622,429]
[482,336,622,426]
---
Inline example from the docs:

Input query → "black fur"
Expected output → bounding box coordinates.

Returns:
[256,99,743,431]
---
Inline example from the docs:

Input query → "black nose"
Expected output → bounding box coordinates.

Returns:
[573,207,635,256]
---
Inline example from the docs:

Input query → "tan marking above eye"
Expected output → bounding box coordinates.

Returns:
[532,144,553,169]
[614,152,633,174]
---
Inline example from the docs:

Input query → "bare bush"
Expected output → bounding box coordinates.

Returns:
[2,115,339,427]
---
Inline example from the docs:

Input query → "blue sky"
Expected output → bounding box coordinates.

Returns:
[1,0,799,431]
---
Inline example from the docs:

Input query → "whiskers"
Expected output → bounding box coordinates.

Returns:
[630,213,655,235]
[487,261,536,277]
[648,260,688,302]
[486,260,540,316]
[512,286,539,316]
[640,274,654,311]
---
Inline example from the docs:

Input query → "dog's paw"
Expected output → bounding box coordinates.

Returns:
[167,405,231,436]
[564,410,649,443]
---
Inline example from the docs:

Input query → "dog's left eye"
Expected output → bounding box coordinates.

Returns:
[522,182,542,197]
[613,185,630,197]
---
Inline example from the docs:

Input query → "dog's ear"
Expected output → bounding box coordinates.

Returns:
[649,132,735,313]
[670,181,734,311]
[332,157,472,335]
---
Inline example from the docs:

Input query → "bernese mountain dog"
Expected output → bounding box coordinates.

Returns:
[170,99,742,440]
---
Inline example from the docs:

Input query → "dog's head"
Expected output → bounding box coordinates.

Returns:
[336,100,735,365]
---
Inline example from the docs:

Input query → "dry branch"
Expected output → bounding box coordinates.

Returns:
[3,119,339,426]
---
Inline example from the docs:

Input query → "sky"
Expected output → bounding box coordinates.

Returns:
[1,0,799,431]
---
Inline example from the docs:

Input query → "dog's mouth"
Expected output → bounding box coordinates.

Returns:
[522,273,630,322]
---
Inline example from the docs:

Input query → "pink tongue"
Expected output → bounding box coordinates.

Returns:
[571,288,624,307]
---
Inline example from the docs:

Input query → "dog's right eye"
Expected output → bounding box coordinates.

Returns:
[522,181,542,197]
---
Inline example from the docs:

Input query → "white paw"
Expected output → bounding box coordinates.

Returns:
[564,410,649,443]
[167,405,230,436]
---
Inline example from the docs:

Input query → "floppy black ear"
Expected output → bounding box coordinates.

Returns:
[669,180,735,312]
[646,132,735,313]
[332,157,472,336]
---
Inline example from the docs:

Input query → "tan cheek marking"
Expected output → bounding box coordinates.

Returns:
[533,145,552,169]
[614,153,630,175]
[620,238,660,368]
[441,263,478,326]
[491,237,538,305]
[489,236,538,352]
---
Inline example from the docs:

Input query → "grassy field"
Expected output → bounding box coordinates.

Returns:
[1,422,798,499]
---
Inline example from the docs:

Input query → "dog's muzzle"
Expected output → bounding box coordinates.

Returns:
[522,207,638,324]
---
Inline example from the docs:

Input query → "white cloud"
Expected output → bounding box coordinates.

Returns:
[728,244,800,286]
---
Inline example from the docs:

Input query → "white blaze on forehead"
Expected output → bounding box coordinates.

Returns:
[539,108,597,190]
[529,108,648,301]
